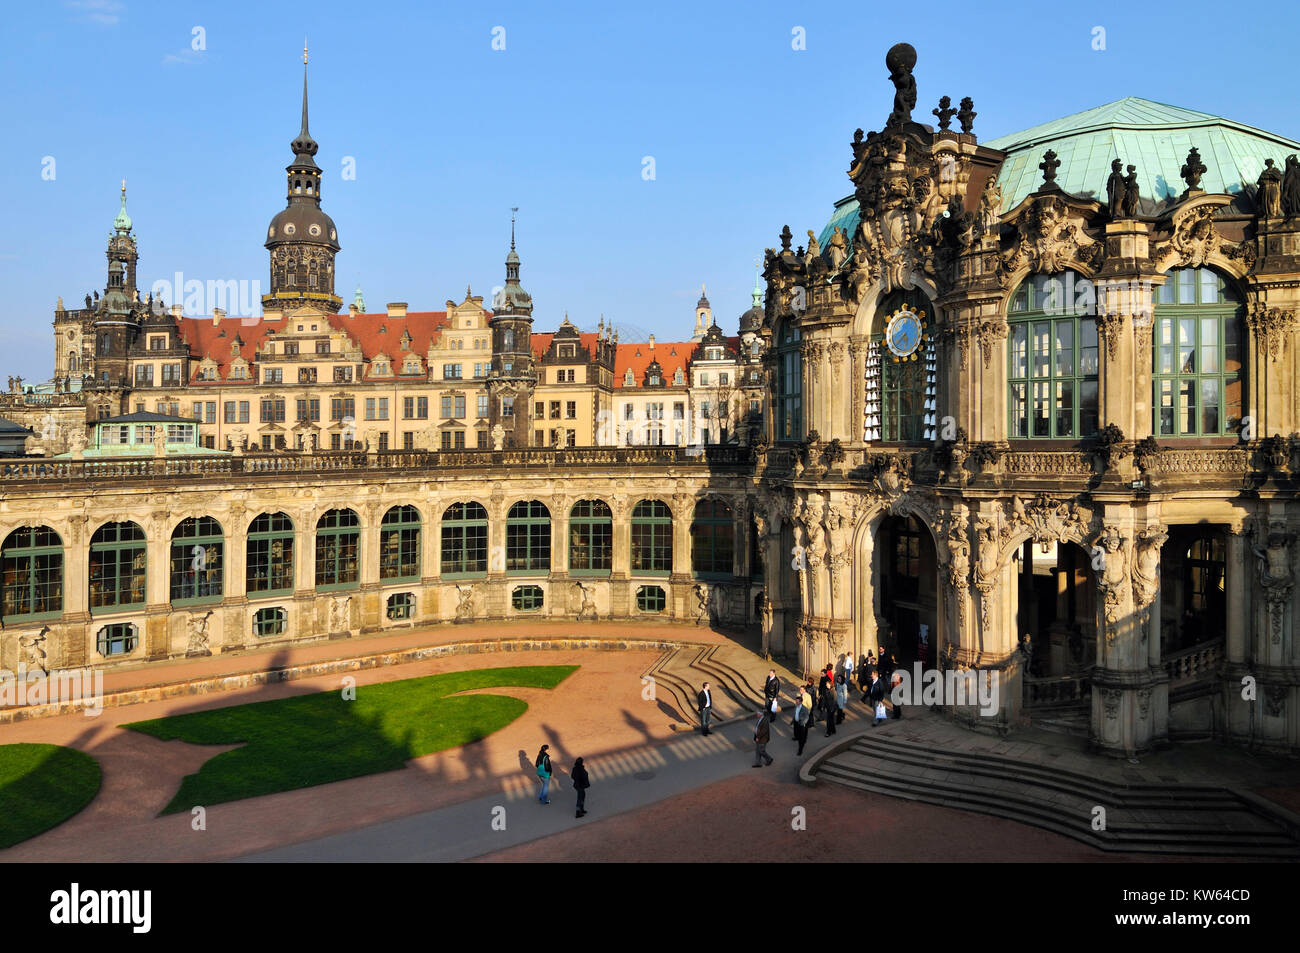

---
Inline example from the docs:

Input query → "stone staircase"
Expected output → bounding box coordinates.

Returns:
[644,644,796,729]
[809,730,1300,858]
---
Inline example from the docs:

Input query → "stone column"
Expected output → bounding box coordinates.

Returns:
[144,513,171,659]
[1225,530,1247,663]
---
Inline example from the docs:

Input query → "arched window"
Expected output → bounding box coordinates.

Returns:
[1008,271,1099,439]
[569,500,612,574]
[866,289,935,442]
[316,509,360,589]
[247,513,294,595]
[89,521,146,612]
[506,501,550,574]
[170,517,223,604]
[1,526,63,622]
[441,502,488,576]
[1154,267,1244,436]
[776,323,802,441]
[68,352,79,373]
[631,500,672,574]
[691,499,734,578]
[380,505,420,582]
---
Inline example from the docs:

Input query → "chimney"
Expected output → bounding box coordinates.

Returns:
[387,302,408,318]
[170,304,183,318]
[212,307,225,326]
[348,303,359,317]
[649,333,655,349]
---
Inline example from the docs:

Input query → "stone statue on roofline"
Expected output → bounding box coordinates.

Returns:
[1257,159,1283,218]
[1282,155,1300,219]
[1105,158,1125,218]
[885,43,917,126]
[1121,164,1140,218]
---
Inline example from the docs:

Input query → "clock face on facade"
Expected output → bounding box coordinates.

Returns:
[884,308,925,360]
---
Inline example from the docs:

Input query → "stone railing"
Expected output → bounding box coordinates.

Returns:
[1024,672,1091,708]
[0,393,87,409]
[1001,451,1095,476]
[1141,448,1250,474]
[0,444,753,484]
[1163,637,1224,686]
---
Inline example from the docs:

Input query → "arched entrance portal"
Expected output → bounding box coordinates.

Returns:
[872,514,938,666]
[1014,539,1096,677]
[1160,525,1227,654]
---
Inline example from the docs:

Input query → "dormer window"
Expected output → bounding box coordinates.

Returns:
[559,344,575,358]
[624,368,635,387]
[674,368,684,385]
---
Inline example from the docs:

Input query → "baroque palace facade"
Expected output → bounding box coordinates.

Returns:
[3,45,1300,756]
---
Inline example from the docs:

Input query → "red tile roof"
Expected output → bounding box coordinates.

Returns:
[613,341,696,389]
[176,311,488,382]
[531,332,602,361]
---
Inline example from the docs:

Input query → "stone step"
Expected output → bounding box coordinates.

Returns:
[848,734,1241,807]
[814,732,1300,857]
[815,765,1300,857]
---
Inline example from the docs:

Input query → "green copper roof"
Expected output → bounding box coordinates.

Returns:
[818,97,1300,249]
[985,97,1300,211]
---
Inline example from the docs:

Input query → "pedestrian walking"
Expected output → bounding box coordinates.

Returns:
[858,653,873,695]
[764,669,781,716]
[834,667,849,722]
[752,711,774,767]
[843,653,855,687]
[805,678,819,729]
[820,677,838,736]
[792,685,813,755]
[535,744,553,804]
[868,672,887,727]
[572,757,591,818]
[697,682,713,736]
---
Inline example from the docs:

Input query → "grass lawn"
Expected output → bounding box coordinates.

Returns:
[0,743,102,849]
[125,664,577,814]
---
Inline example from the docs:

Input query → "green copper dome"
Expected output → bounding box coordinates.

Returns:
[819,97,1300,248]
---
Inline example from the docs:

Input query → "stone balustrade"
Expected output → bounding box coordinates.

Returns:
[1163,637,1224,686]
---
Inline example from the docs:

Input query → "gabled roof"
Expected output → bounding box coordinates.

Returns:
[531,331,602,361]
[614,341,696,389]
[177,310,474,382]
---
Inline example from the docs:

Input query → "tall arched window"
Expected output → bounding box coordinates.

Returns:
[506,501,550,574]
[1154,267,1243,436]
[441,502,488,576]
[631,500,672,574]
[776,323,802,441]
[1,526,63,622]
[170,517,223,604]
[1008,271,1099,438]
[89,521,146,612]
[691,499,734,578]
[248,513,294,595]
[569,500,612,575]
[380,505,421,582]
[866,289,935,442]
[316,509,360,589]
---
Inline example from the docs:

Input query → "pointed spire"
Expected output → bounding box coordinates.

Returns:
[353,282,366,312]
[113,179,132,233]
[511,207,518,251]
[751,266,763,310]
[291,42,319,161]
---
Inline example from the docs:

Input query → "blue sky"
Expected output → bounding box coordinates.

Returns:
[2,0,1298,379]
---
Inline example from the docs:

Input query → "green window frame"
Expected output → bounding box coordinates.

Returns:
[1153,267,1243,437]
[777,323,802,442]
[315,509,360,590]
[506,500,551,574]
[636,585,666,612]
[247,513,295,595]
[691,499,734,578]
[441,502,488,577]
[253,606,286,637]
[1008,272,1099,439]
[89,521,146,614]
[379,505,421,582]
[96,622,138,657]
[170,516,224,605]
[386,591,415,620]
[1,526,63,623]
[512,584,544,611]
[569,499,612,575]
[631,500,673,575]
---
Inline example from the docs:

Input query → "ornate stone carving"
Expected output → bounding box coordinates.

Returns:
[1001,493,1094,549]
[975,319,1007,369]
[1094,524,1130,630]
[1180,147,1207,193]
[19,628,49,675]
[998,195,1104,285]
[1246,303,1297,363]
[1132,523,1168,645]
[329,594,352,633]
[1251,522,1294,645]
[454,583,476,621]
[186,610,213,656]
[574,581,597,621]
[1264,684,1287,718]
[1095,311,1125,362]
[1101,687,1122,720]
[824,504,852,600]
[1257,158,1283,218]
[979,174,1002,232]
[693,583,710,625]
[974,516,1000,632]
[957,97,976,134]
[1153,204,1219,269]
[885,43,917,126]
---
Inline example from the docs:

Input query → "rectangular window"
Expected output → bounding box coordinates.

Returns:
[550,401,561,419]
[263,367,283,384]
[365,397,378,421]
[440,431,452,450]
[534,401,545,418]
[378,432,389,451]
[316,340,330,355]
[566,401,577,419]
[333,366,353,383]
[330,397,355,422]
[477,430,488,448]
[502,397,514,417]
[298,367,317,383]
[260,398,285,423]
[135,365,154,386]
[402,431,414,450]
[284,342,299,356]
[377,398,388,420]
[455,395,466,418]
[478,395,489,418]
[443,364,462,379]
[1008,315,1097,440]
[442,395,453,418]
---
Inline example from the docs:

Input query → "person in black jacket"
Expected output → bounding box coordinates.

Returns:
[763,669,781,715]
[572,757,591,818]
[697,682,713,736]
[820,678,838,736]
[868,672,887,726]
